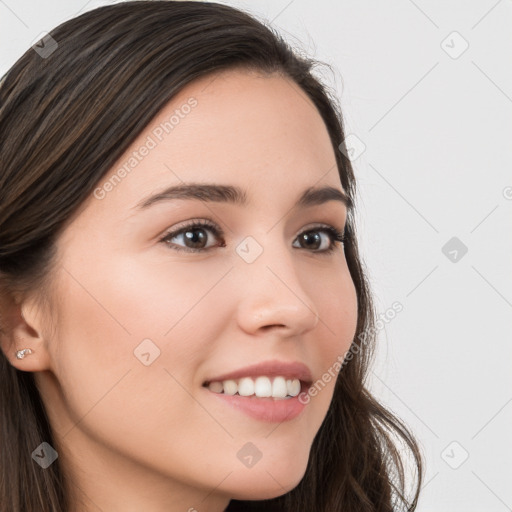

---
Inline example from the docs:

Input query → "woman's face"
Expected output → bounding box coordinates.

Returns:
[33,69,358,510]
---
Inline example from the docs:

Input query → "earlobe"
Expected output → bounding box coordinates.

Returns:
[15,347,33,359]
[12,345,50,372]
[0,297,52,372]
[6,333,51,372]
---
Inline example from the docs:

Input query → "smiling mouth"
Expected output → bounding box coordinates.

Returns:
[202,375,310,400]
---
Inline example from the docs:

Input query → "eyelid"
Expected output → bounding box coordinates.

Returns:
[160,217,220,236]
[158,218,224,249]
[299,221,345,234]
[159,218,345,239]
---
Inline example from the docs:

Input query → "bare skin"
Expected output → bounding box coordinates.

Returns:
[5,69,358,511]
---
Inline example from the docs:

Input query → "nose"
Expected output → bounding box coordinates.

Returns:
[234,240,320,337]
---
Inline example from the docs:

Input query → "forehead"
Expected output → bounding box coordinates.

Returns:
[88,68,345,218]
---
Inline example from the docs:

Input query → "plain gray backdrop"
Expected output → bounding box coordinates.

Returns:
[1,1,511,510]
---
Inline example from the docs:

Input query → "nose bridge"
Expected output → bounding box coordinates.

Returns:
[233,231,319,334]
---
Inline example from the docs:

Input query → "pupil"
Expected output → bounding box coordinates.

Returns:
[185,229,206,248]
[302,232,320,249]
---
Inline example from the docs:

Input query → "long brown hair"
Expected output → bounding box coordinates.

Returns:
[0,1,423,510]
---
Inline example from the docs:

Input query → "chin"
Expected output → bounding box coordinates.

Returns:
[226,460,308,501]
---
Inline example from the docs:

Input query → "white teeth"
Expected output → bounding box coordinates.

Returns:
[287,378,301,397]
[238,377,255,396]
[206,375,302,398]
[223,379,237,395]
[254,376,272,397]
[272,376,288,398]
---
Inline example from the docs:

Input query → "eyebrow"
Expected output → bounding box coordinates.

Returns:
[134,183,353,211]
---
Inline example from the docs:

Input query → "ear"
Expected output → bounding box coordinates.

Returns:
[0,291,52,372]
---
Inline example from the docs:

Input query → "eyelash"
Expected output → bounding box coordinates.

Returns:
[158,218,346,255]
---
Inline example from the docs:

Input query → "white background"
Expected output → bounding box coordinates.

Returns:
[1,1,511,510]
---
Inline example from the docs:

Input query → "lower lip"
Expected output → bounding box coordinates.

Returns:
[203,382,310,423]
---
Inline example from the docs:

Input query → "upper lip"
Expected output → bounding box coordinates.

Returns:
[203,359,313,385]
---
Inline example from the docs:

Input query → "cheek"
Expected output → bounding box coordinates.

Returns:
[49,257,216,426]
[47,262,225,478]
[56,252,224,356]
[314,265,358,356]
[100,254,230,338]
[305,268,358,407]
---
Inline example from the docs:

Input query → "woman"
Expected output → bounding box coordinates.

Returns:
[0,1,423,510]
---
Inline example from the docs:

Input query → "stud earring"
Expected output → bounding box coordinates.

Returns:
[15,348,33,359]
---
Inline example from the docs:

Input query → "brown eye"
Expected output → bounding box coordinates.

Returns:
[159,220,344,255]
[160,220,224,253]
[293,226,345,254]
